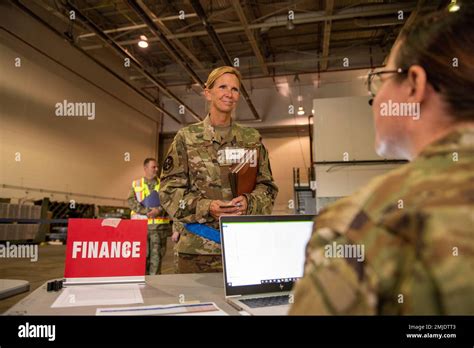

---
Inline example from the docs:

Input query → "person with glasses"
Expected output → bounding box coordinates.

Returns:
[159,66,278,274]
[290,5,473,315]
[367,68,406,105]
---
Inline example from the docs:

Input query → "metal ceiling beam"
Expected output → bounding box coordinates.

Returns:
[162,0,216,65]
[321,0,334,71]
[62,1,203,122]
[130,47,388,83]
[126,0,205,82]
[77,13,199,39]
[250,0,307,24]
[190,0,261,121]
[77,5,237,41]
[76,4,246,40]
[354,17,404,28]
[9,0,183,125]
[232,1,269,76]
[82,2,418,50]
[248,1,275,67]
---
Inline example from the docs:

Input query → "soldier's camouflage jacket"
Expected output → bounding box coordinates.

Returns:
[160,115,278,255]
[290,126,474,315]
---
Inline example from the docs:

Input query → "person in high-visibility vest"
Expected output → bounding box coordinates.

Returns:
[127,158,174,275]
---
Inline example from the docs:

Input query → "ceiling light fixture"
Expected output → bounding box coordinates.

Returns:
[138,35,148,48]
[287,18,295,30]
[448,0,460,12]
[294,74,304,115]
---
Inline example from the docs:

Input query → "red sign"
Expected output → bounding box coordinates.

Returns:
[64,218,147,279]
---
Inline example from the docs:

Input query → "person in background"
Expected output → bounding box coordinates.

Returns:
[290,5,474,315]
[128,158,172,275]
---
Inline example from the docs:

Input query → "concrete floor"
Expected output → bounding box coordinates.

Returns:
[0,238,176,313]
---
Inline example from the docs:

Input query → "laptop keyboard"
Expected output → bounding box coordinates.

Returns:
[240,295,289,308]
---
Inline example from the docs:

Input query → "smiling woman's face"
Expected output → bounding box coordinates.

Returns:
[205,73,240,115]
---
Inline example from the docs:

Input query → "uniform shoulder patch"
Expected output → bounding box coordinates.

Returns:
[163,156,174,172]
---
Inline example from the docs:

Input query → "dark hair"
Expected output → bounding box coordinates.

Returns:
[143,158,156,166]
[395,4,474,121]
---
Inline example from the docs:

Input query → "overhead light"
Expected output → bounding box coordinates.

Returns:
[287,19,295,30]
[448,0,460,12]
[138,35,148,48]
[295,75,304,114]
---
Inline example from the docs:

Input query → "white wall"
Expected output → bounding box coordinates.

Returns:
[313,96,403,203]
[0,2,162,206]
[315,163,401,198]
[314,96,379,161]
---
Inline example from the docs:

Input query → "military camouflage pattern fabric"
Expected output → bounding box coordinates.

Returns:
[289,126,474,315]
[160,115,278,255]
[127,178,155,216]
[147,224,170,275]
[173,245,179,274]
[177,253,223,273]
[172,220,184,273]
[127,176,171,274]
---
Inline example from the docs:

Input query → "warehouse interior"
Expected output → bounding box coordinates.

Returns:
[0,0,453,314]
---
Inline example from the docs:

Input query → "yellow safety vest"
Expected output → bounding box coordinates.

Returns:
[131,177,170,225]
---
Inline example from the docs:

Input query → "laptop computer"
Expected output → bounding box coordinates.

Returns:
[220,214,314,315]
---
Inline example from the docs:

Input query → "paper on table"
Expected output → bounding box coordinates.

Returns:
[51,284,143,308]
[96,302,228,316]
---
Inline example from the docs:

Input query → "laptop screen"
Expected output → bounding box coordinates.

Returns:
[220,215,314,296]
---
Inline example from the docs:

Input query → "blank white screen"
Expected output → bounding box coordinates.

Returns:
[222,221,313,287]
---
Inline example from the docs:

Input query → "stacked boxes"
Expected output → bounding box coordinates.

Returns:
[0,203,41,241]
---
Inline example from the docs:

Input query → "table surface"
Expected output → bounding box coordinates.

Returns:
[0,279,30,300]
[4,273,240,315]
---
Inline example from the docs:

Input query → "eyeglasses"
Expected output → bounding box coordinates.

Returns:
[367,68,406,98]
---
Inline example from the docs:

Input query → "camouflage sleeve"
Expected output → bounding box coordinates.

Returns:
[127,186,148,215]
[289,196,380,315]
[172,219,186,235]
[289,231,377,315]
[244,142,278,215]
[159,131,214,224]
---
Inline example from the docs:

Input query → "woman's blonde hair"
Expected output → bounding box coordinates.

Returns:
[205,66,242,89]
